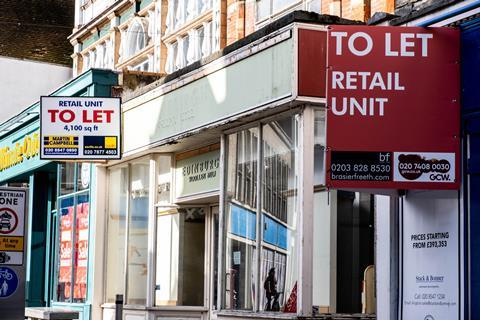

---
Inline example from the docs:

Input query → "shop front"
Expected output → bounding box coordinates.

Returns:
[0,69,117,320]
[101,11,463,320]
[101,14,382,320]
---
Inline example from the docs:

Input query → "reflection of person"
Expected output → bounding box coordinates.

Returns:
[264,268,279,311]
[1,280,8,296]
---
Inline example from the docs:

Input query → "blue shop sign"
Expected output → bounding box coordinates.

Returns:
[0,266,18,298]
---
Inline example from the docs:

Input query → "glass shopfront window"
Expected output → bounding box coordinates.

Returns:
[73,193,90,303]
[225,128,259,310]
[105,155,172,305]
[55,163,91,304]
[260,118,299,312]
[224,113,300,312]
[60,163,75,195]
[126,159,150,305]
[57,197,74,302]
[105,165,128,303]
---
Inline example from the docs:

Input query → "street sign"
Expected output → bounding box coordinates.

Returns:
[0,187,27,320]
[325,26,460,190]
[0,266,19,298]
[40,96,122,160]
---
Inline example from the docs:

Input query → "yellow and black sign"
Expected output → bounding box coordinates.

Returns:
[43,136,79,148]
[0,236,23,251]
[43,136,79,156]
[104,136,117,149]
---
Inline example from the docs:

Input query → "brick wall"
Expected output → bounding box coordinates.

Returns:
[226,0,245,45]
[224,0,396,51]
[244,0,256,36]
[337,0,394,21]
[0,0,74,65]
[372,0,395,15]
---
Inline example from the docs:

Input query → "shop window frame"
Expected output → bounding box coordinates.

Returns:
[104,154,176,308]
[53,162,92,304]
[218,106,316,315]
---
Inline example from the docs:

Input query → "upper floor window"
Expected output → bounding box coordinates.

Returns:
[165,20,213,74]
[126,19,149,58]
[79,0,115,26]
[166,0,213,35]
[256,0,321,23]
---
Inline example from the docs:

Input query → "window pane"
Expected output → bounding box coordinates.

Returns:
[260,115,299,312]
[60,163,75,195]
[272,0,299,12]
[105,165,128,302]
[156,155,171,205]
[314,109,326,186]
[224,127,259,310]
[126,159,150,305]
[307,0,321,13]
[155,207,205,306]
[56,197,74,302]
[73,193,89,303]
[256,0,270,21]
[77,163,91,191]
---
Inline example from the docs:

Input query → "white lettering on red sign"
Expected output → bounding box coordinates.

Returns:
[330,31,433,57]
[329,30,434,117]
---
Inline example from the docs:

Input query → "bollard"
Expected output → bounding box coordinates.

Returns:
[115,294,123,320]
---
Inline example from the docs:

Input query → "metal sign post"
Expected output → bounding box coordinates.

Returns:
[0,187,28,319]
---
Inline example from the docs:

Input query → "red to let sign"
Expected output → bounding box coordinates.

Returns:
[326,26,460,190]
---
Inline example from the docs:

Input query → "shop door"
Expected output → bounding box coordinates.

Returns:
[155,207,206,306]
[336,191,375,313]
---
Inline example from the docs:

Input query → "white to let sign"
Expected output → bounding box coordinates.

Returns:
[40,97,121,160]
[401,192,460,320]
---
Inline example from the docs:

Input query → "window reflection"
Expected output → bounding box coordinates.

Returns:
[224,114,300,312]
[126,160,150,305]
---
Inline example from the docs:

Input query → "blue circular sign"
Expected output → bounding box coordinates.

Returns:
[0,267,18,298]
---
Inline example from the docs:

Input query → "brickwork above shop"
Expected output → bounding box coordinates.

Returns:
[0,0,74,65]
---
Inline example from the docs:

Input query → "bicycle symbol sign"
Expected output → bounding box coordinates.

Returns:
[0,267,18,298]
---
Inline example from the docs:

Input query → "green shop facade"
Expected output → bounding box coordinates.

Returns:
[0,69,117,320]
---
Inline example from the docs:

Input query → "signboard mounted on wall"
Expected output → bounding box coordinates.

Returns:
[401,192,460,320]
[175,144,220,199]
[325,26,460,190]
[0,187,28,320]
[40,96,121,160]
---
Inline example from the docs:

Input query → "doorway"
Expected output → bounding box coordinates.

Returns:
[154,204,219,308]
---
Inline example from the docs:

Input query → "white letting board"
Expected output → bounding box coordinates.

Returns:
[401,191,460,320]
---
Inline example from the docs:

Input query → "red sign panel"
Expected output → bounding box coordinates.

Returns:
[326,26,460,190]
[298,29,327,97]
